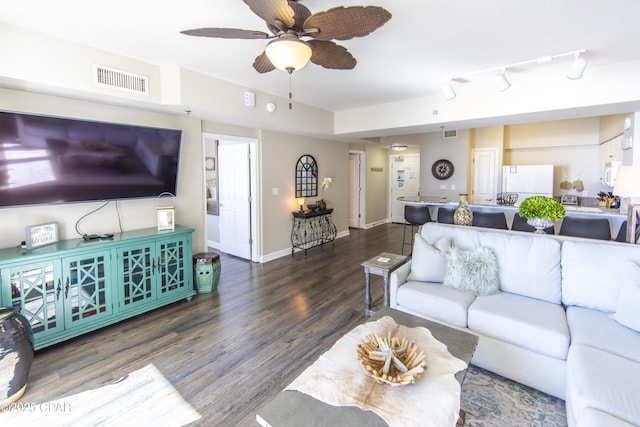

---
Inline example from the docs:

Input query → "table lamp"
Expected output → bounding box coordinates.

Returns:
[613,166,640,243]
[297,197,305,212]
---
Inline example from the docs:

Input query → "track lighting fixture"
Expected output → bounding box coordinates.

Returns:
[442,49,587,100]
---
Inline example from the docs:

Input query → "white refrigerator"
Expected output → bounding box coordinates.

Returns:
[502,165,554,204]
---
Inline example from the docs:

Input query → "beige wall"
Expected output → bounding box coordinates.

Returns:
[419,130,470,199]
[504,117,601,196]
[260,130,350,257]
[364,146,389,225]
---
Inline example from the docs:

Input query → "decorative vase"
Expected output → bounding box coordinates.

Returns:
[453,198,473,226]
[526,217,555,234]
[0,307,34,410]
[317,200,327,210]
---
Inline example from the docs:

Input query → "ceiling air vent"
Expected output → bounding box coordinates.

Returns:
[443,130,457,139]
[93,65,149,95]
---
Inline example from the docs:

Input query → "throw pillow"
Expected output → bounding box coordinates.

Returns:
[443,246,499,296]
[612,261,640,332]
[407,235,451,282]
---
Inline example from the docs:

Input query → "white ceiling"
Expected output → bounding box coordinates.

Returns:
[2,0,640,114]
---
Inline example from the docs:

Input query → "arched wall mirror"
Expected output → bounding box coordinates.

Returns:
[295,154,318,198]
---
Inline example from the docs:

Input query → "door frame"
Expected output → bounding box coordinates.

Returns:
[471,147,499,205]
[388,153,420,223]
[202,132,260,262]
[349,150,366,229]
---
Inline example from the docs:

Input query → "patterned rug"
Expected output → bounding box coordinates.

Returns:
[461,365,567,427]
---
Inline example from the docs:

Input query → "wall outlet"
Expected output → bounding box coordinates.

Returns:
[272,187,278,195]
[451,184,456,190]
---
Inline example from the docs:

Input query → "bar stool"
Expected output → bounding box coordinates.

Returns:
[559,217,611,240]
[437,207,455,224]
[402,205,432,255]
[511,213,555,234]
[472,211,508,229]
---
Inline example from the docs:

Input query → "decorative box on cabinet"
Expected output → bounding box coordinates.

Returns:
[0,226,195,350]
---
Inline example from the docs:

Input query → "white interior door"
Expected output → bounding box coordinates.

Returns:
[472,148,498,204]
[349,153,361,228]
[218,143,251,259]
[389,154,420,223]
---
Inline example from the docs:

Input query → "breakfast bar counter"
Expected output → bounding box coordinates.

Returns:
[398,196,626,236]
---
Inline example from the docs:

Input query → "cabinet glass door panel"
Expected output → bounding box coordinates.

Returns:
[8,261,64,337]
[117,244,155,309]
[63,251,113,327]
[157,239,187,296]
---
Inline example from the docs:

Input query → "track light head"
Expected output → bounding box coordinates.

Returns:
[494,70,511,92]
[567,52,587,80]
[442,80,456,100]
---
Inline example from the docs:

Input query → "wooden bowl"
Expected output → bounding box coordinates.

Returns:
[356,332,426,386]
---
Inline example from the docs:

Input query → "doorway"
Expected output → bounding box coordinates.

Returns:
[349,151,366,228]
[202,133,259,262]
[471,148,498,204]
[388,153,420,223]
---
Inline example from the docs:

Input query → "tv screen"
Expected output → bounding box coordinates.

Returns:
[0,111,182,208]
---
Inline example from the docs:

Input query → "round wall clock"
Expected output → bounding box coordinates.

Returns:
[431,159,454,180]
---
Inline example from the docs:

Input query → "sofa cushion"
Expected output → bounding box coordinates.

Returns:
[468,292,569,360]
[479,231,562,303]
[395,281,475,328]
[567,306,640,363]
[407,234,451,282]
[562,240,640,312]
[613,261,640,333]
[567,344,640,426]
[422,223,562,304]
[443,246,499,296]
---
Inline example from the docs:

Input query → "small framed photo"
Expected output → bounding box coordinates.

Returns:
[25,222,59,249]
[157,207,175,231]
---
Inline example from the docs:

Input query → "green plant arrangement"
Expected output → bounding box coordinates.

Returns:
[518,196,566,220]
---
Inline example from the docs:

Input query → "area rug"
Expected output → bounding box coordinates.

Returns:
[461,364,567,427]
[0,363,201,426]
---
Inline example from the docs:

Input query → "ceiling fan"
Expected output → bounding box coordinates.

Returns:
[180,0,392,75]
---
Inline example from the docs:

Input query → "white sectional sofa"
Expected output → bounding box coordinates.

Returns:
[389,222,640,426]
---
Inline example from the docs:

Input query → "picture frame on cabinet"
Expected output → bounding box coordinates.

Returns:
[25,222,59,249]
[157,207,175,231]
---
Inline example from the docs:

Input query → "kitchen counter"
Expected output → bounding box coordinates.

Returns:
[398,196,626,237]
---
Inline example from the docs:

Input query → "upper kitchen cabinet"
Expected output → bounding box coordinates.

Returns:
[600,135,623,163]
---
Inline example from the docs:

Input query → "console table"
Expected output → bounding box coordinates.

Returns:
[0,226,195,350]
[291,209,337,255]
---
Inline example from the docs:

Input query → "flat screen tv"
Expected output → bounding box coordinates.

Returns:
[0,110,182,208]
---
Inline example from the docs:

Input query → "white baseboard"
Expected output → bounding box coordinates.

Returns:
[363,218,390,229]
[260,230,351,263]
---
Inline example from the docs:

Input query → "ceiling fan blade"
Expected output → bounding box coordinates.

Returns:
[243,0,295,31]
[253,51,276,73]
[308,40,356,70]
[180,28,270,39]
[304,6,392,41]
[289,1,312,32]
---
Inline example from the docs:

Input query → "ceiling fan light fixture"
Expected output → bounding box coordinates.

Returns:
[265,36,312,72]
[442,81,456,100]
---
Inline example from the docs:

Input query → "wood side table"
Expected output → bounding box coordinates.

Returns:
[361,252,408,317]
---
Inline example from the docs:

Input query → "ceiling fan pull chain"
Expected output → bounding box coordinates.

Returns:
[288,68,293,109]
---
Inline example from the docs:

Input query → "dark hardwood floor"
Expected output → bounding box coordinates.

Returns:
[22,223,406,426]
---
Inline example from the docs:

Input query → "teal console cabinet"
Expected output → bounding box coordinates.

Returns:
[0,226,195,350]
